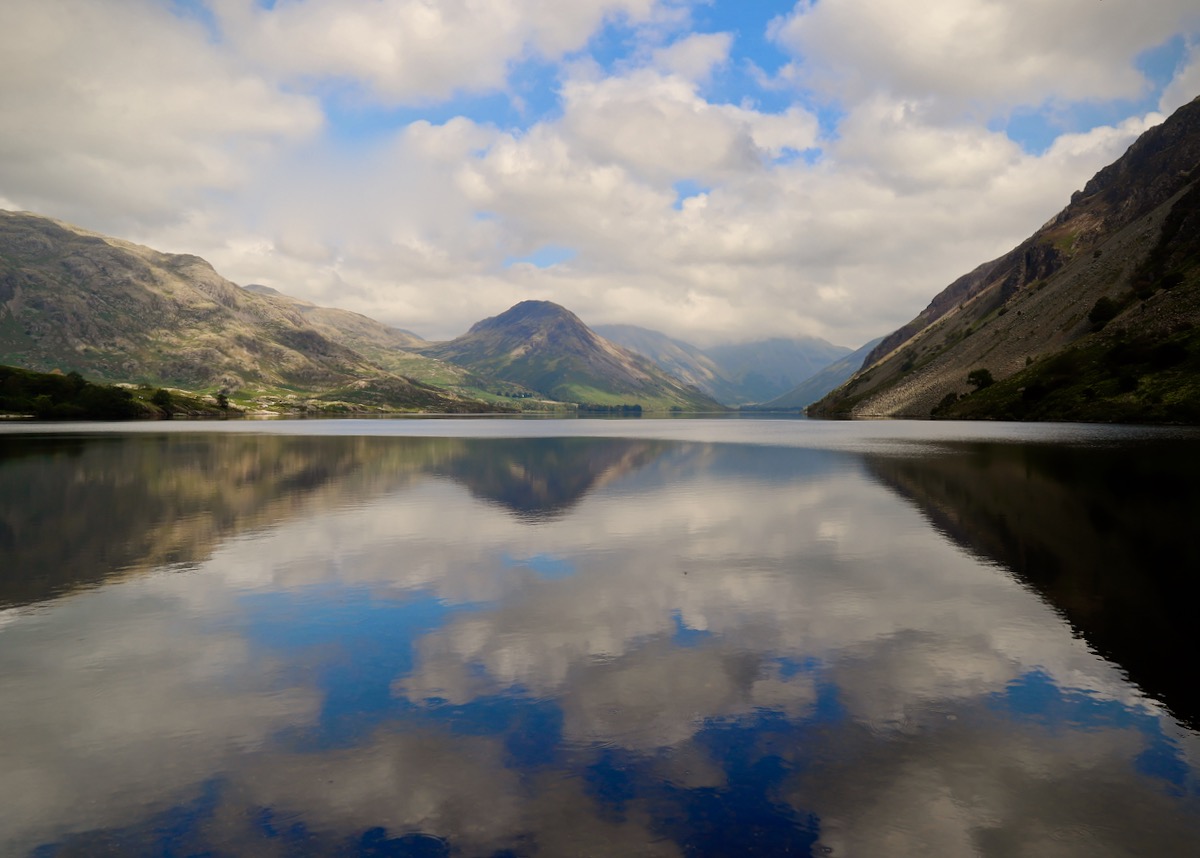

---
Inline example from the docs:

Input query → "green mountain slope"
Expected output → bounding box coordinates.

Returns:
[0,211,495,412]
[811,95,1200,422]
[239,282,494,393]
[422,301,726,411]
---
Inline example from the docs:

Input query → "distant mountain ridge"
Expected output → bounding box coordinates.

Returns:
[811,95,1200,423]
[758,337,884,410]
[594,324,852,406]
[591,324,735,401]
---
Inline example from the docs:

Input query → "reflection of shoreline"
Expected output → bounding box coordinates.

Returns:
[0,434,676,607]
[0,434,469,607]
[864,440,1200,729]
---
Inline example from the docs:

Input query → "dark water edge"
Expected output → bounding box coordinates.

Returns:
[865,438,1200,730]
[2,421,1199,857]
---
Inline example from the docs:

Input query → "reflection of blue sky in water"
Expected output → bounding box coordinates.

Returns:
[239,586,455,749]
[4,433,1200,856]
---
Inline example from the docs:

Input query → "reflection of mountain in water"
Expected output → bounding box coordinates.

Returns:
[436,437,671,519]
[0,434,467,607]
[865,440,1200,728]
[0,434,674,606]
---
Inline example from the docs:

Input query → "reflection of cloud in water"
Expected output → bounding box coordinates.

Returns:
[3,438,1199,854]
[790,697,1200,857]
[0,577,320,854]
[222,727,683,857]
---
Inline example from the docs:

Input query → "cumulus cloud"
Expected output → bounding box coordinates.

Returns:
[652,31,734,81]
[1161,40,1200,114]
[0,0,321,231]
[771,0,1200,112]
[209,0,665,104]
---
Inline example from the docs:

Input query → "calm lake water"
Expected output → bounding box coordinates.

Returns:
[2,417,1199,857]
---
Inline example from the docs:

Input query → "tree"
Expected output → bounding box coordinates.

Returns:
[1088,296,1120,329]
[967,368,995,391]
[151,388,173,418]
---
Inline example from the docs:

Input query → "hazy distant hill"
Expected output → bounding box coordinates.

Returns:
[591,324,740,403]
[703,338,851,403]
[811,95,1200,423]
[759,337,884,410]
[0,211,490,411]
[594,324,852,405]
[422,301,725,411]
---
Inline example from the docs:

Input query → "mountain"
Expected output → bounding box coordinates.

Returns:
[757,337,884,410]
[0,210,492,412]
[594,324,853,405]
[421,301,725,411]
[242,283,428,351]
[591,324,741,403]
[811,95,1200,422]
[238,283,497,394]
[704,338,852,404]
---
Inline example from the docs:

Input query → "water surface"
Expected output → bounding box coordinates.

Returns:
[1,419,1198,856]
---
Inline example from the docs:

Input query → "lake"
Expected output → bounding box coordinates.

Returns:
[2,417,1199,856]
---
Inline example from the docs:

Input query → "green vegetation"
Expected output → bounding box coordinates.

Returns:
[0,365,143,419]
[0,364,251,420]
[1088,296,1121,330]
[967,368,995,390]
[577,403,643,414]
[934,324,1200,423]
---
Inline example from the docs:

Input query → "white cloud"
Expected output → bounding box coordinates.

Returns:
[0,0,321,231]
[558,69,818,182]
[652,31,733,81]
[1161,40,1200,114]
[771,0,1200,113]
[209,0,664,104]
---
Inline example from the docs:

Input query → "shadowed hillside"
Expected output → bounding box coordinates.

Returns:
[812,96,1200,423]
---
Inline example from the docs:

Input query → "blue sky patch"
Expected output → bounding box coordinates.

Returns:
[504,245,577,269]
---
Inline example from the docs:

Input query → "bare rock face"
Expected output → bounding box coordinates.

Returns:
[812,96,1200,423]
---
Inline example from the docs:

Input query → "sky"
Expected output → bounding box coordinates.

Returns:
[1,1,1198,347]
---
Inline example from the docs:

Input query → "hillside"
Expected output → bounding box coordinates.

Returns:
[595,324,852,406]
[703,337,851,404]
[811,95,1200,422]
[422,301,725,411]
[239,283,499,395]
[0,211,494,412]
[757,337,884,411]
[591,324,737,403]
